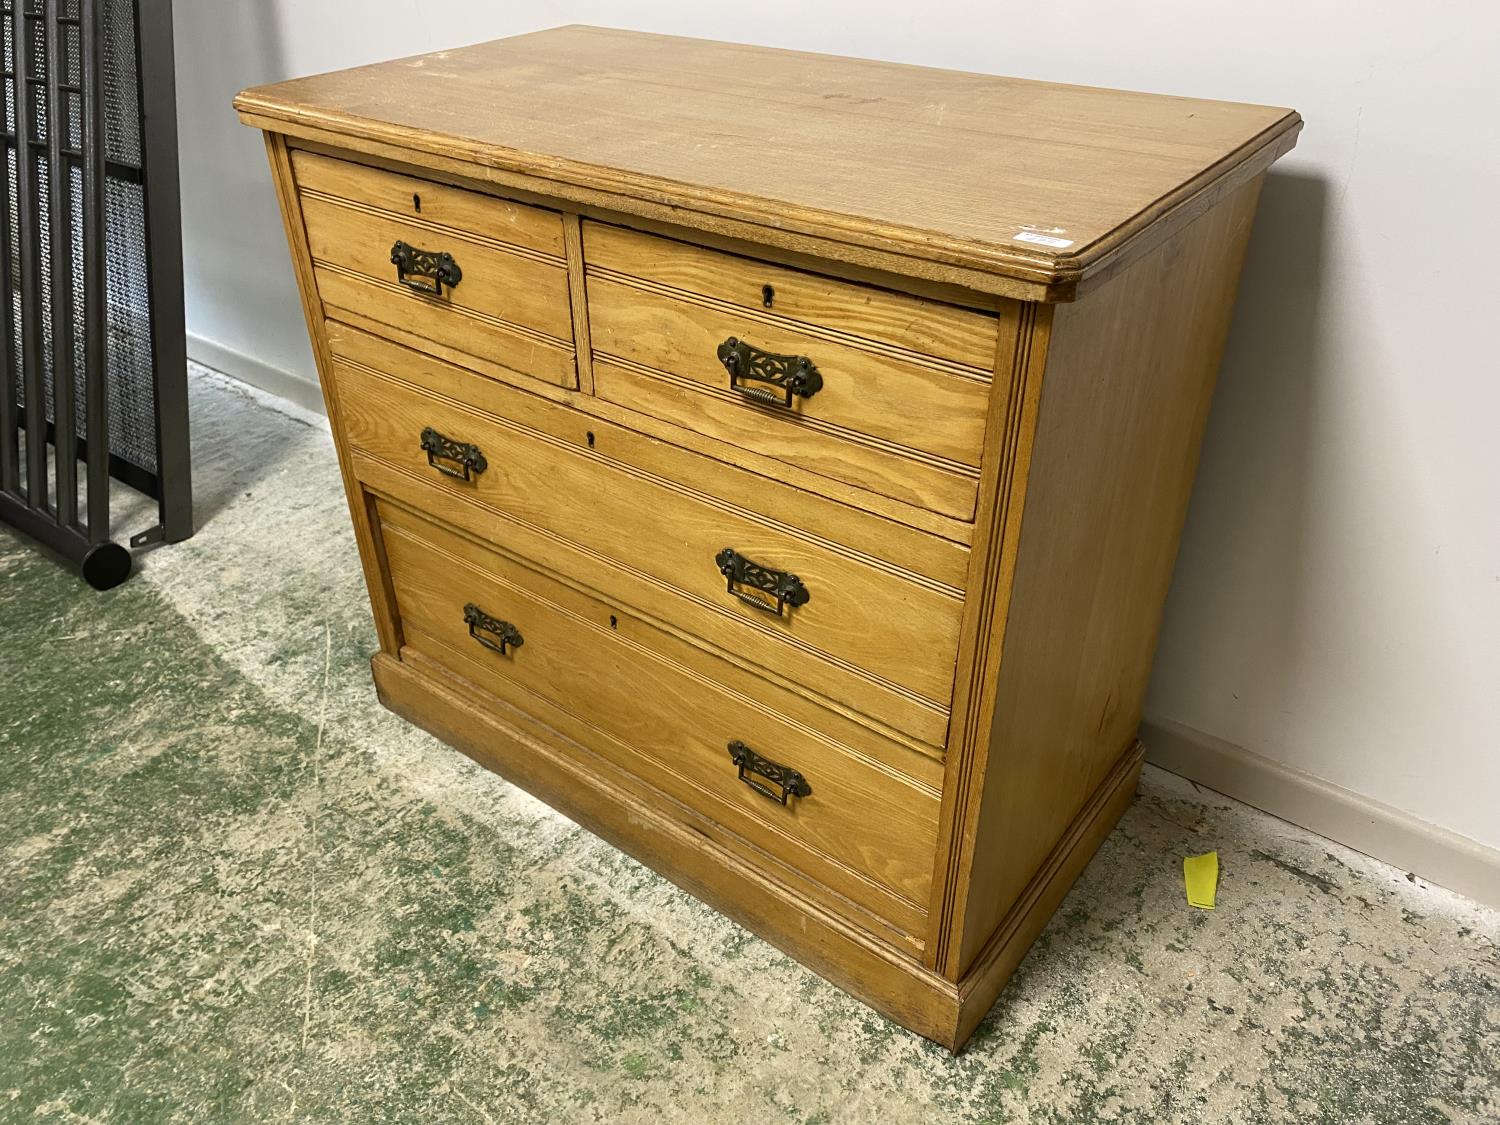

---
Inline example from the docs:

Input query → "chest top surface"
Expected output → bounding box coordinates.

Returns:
[236,25,1299,296]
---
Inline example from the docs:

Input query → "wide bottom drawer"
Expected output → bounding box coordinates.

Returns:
[375,498,941,939]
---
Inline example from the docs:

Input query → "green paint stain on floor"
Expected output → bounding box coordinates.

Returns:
[2,372,1498,1123]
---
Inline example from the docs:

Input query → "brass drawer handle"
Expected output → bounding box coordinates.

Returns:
[728,740,811,805]
[463,603,523,656]
[716,336,823,408]
[390,239,462,296]
[715,547,809,617]
[420,426,487,481]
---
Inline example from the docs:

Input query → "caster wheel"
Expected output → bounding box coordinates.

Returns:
[80,541,132,590]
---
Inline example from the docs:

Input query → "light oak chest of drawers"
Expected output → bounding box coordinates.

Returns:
[238,26,1300,1051]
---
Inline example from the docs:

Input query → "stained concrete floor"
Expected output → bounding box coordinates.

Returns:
[1,368,1497,1124]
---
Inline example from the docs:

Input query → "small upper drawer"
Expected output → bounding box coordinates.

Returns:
[584,222,998,368]
[582,222,996,521]
[295,151,564,258]
[292,151,576,388]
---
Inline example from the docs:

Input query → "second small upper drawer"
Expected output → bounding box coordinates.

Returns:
[583,223,998,520]
[292,151,576,388]
[585,221,998,367]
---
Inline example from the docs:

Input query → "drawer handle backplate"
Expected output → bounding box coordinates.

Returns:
[728,740,811,805]
[715,547,809,617]
[463,603,523,656]
[716,336,823,408]
[391,239,463,296]
[420,426,487,481]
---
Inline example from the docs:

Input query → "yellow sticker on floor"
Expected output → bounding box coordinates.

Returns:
[1184,851,1219,910]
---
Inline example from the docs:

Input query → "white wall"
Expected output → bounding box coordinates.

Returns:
[176,3,1500,859]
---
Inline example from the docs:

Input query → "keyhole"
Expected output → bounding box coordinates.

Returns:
[586,431,595,449]
[761,283,775,308]
[413,192,421,212]
[609,614,618,630]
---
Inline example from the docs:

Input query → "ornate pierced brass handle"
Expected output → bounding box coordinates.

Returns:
[420,427,487,482]
[728,740,811,806]
[716,337,823,408]
[463,603,523,656]
[391,239,462,296]
[715,547,809,617]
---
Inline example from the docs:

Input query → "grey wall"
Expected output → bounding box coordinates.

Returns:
[175,2,1500,853]
[176,1,310,387]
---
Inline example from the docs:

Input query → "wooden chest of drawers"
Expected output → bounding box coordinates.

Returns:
[237,26,1300,1051]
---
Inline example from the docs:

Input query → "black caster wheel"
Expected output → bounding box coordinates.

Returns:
[80,541,132,590]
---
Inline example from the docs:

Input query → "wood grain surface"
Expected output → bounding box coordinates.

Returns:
[380,503,941,930]
[947,175,1267,975]
[299,196,572,339]
[294,148,566,256]
[584,220,999,368]
[585,275,992,466]
[236,26,1300,297]
[333,360,967,708]
[324,320,976,584]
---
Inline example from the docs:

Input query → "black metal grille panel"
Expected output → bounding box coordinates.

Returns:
[4,0,157,482]
[0,0,187,583]
[102,173,153,470]
[101,0,135,165]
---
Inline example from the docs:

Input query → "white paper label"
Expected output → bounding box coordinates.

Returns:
[1013,230,1074,249]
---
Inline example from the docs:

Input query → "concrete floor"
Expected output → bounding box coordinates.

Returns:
[1,369,1497,1124]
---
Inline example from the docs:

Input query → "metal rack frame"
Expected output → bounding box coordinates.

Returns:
[0,0,190,589]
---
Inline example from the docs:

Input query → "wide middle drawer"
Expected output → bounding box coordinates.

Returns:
[331,358,965,713]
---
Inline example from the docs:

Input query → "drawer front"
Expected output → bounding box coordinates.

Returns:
[332,359,964,712]
[292,150,577,389]
[584,222,999,369]
[295,151,565,258]
[583,223,994,520]
[377,500,941,933]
